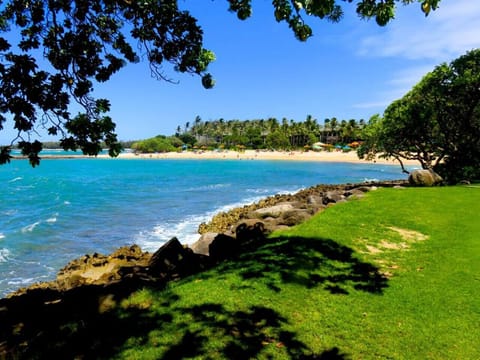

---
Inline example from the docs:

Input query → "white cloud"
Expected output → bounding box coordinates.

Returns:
[352,0,480,114]
[353,64,436,111]
[357,0,480,63]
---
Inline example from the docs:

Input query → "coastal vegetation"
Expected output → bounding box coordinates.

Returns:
[359,49,480,184]
[2,185,478,358]
[132,115,365,153]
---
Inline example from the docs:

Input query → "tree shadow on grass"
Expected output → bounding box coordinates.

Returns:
[119,300,350,359]
[0,280,173,359]
[213,235,388,295]
[1,284,349,359]
[0,234,378,359]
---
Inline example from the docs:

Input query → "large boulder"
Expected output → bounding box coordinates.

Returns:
[190,232,218,256]
[408,169,443,186]
[149,237,208,279]
[279,209,312,227]
[235,221,266,243]
[253,203,295,218]
[323,191,346,205]
[208,233,240,262]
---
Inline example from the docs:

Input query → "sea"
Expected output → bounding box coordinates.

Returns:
[0,151,414,297]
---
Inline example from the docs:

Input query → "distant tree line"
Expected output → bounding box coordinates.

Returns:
[12,140,137,151]
[169,115,366,151]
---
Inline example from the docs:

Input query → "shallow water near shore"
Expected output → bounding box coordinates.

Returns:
[0,158,413,297]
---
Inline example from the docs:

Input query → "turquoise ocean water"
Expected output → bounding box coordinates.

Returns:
[0,156,413,297]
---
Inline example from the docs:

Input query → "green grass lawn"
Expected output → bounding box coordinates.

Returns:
[8,186,478,359]
[111,186,479,359]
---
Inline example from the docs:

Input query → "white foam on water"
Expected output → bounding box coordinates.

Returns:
[0,233,5,240]
[21,221,40,233]
[8,176,23,183]
[0,248,11,263]
[46,214,58,223]
[134,190,295,252]
[7,277,36,286]
[135,214,210,251]
[186,183,231,192]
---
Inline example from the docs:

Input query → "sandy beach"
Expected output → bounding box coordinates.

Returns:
[114,149,419,166]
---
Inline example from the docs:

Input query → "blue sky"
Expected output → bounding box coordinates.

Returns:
[1,0,480,143]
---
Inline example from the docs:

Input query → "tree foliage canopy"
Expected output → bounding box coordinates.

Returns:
[359,49,480,183]
[0,0,440,166]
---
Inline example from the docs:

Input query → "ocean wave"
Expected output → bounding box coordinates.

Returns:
[0,248,11,263]
[21,221,40,233]
[246,188,272,194]
[134,213,211,251]
[135,193,290,251]
[46,214,58,223]
[7,277,37,286]
[8,176,23,183]
[246,187,299,195]
[0,233,5,240]
[185,183,231,192]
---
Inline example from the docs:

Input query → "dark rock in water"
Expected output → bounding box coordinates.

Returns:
[408,169,443,186]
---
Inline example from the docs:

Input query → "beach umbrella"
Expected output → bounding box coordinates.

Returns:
[312,142,327,150]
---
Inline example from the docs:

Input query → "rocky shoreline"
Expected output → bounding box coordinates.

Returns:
[3,180,408,300]
[0,180,411,357]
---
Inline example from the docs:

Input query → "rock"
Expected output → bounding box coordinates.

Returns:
[408,169,443,186]
[345,189,367,199]
[354,186,374,193]
[323,191,346,204]
[235,221,266,243]
[307,194,324,206]
[279,209,312,227]
[55,245,152,290]
[253,203,295,218]
[148,237,206,279]
[190,232,218,256]
[209,234,239,262]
